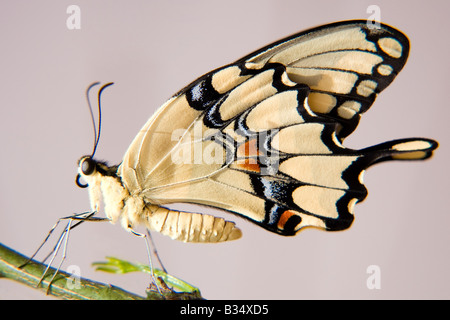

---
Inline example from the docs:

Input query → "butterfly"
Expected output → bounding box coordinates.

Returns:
[76,20,437,243]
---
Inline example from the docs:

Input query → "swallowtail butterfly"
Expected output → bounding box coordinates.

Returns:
[77,20,437,242]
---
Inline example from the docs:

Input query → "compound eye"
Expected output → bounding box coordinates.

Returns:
[81,157,96,175]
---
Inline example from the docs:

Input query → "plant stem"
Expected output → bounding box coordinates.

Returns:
[0,242,145,300]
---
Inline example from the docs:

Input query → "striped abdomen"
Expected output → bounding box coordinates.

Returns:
[145,204,242,243]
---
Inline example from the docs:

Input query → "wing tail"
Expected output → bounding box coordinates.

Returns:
[307,137,438,233]
[360,138,438,166]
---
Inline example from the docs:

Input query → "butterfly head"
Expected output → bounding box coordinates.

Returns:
[76,156,97,188]
[76,156,119,188]
[76,154,124,221]
[75,82,115,188]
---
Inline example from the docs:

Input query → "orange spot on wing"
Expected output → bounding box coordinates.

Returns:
[235,139,261,172]
[237,139,261,158]
[235,161,261,173]
[277,210,296,230]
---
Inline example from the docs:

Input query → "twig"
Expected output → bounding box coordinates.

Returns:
[0,242,201,300]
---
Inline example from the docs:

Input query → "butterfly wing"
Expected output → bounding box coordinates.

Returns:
[239,20,410,139]
[118,20,436,236]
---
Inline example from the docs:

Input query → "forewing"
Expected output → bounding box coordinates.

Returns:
[239,20,410,138]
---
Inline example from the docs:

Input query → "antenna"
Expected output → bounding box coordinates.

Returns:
[85,82,114,157]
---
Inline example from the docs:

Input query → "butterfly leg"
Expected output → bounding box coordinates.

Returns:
[20,217,65,269]
[39,218,73,294]
[23,211,109,294]
[127,226,164,297]
[146,229,168,274]
[41,212,102,263]
[21,211,95,268]
[42,212,110,294]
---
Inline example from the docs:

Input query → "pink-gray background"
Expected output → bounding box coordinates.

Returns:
[1,0,449,299]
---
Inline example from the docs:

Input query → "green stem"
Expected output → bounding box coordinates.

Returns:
[0,242,200,300]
